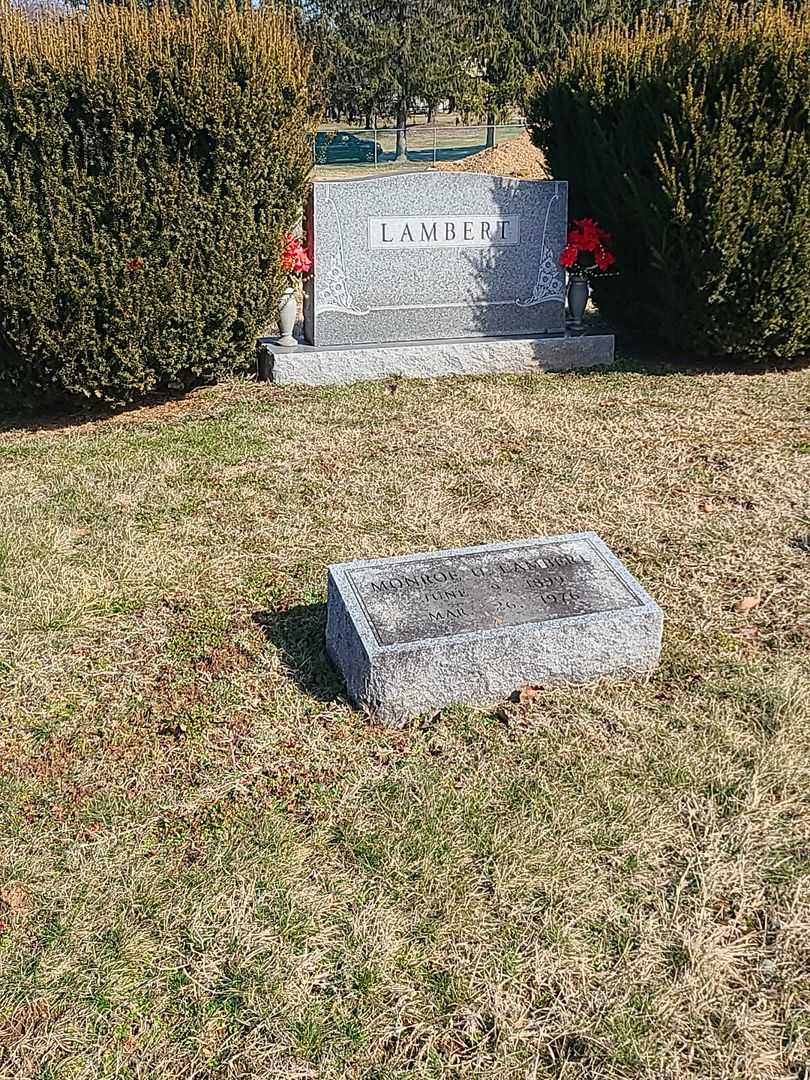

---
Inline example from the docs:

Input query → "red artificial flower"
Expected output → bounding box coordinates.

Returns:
[560,218,616,274]
[574,218,612,248]
[571,218,600,252]
[125,256,144,273]
[281,233,312,275]
[594,245,615,272]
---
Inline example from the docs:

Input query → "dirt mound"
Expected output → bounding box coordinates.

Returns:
[434,130,549,179]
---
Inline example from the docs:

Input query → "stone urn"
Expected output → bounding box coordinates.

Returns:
[277,285,297,347]
[567,275,589,331]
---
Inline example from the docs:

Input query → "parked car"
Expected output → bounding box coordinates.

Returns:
[314,131,383,164]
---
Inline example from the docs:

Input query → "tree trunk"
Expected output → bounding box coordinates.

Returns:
[365,109,373,130]
[485,111,496,149]
[426,104,434,124]
[395,101,408,161]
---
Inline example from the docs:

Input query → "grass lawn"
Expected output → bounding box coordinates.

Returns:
[0,363,809,1079]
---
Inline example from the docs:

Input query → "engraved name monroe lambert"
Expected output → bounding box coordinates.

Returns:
[369,550,592,593]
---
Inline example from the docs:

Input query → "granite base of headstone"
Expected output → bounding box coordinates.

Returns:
[326,533,663,724]
[260,333,613,385]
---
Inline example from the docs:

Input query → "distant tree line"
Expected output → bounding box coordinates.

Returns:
[45,0,676,159]
[296,0,673,158]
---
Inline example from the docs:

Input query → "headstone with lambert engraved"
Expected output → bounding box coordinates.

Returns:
[260,170,614,384]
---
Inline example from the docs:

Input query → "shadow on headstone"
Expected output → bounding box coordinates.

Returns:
[251,604,342,702]
[463,175,568,339]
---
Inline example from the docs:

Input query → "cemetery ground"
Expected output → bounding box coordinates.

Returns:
[1,364,809,1080]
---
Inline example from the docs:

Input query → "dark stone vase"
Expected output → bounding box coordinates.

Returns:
[567,276,589,331]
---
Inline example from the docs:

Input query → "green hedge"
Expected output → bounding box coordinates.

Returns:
[0,1,312,405]
[528,2,810,362]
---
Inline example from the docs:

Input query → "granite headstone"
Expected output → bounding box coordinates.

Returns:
[304,172,568,347]
[326,533,663,723]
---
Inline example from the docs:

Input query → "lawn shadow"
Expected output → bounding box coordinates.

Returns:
[0,384,214,435]
[377,143,488,164]
[252,603,343,703]
[559,316,810,377]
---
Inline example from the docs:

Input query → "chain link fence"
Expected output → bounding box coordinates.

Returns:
[312,122,526,172]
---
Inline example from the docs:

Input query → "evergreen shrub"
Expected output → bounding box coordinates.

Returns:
[528,2,810,361]
[0,0,312,404]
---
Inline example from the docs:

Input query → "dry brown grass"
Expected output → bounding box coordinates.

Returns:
[0,365,809,1079]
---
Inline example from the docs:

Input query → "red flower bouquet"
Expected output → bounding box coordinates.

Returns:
[281,233,311,283]
[559,218,615,277]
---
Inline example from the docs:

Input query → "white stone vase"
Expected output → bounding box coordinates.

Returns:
[567,275,589,330]
[277,285,297,347]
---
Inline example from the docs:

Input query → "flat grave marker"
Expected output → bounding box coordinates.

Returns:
[326,532,663,723]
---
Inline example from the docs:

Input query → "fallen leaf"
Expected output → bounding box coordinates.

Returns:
[734,596,760,614]
[0,882,30,917]
[731,625,761,640]
[512,684,542,706]
[699,500,716,513]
